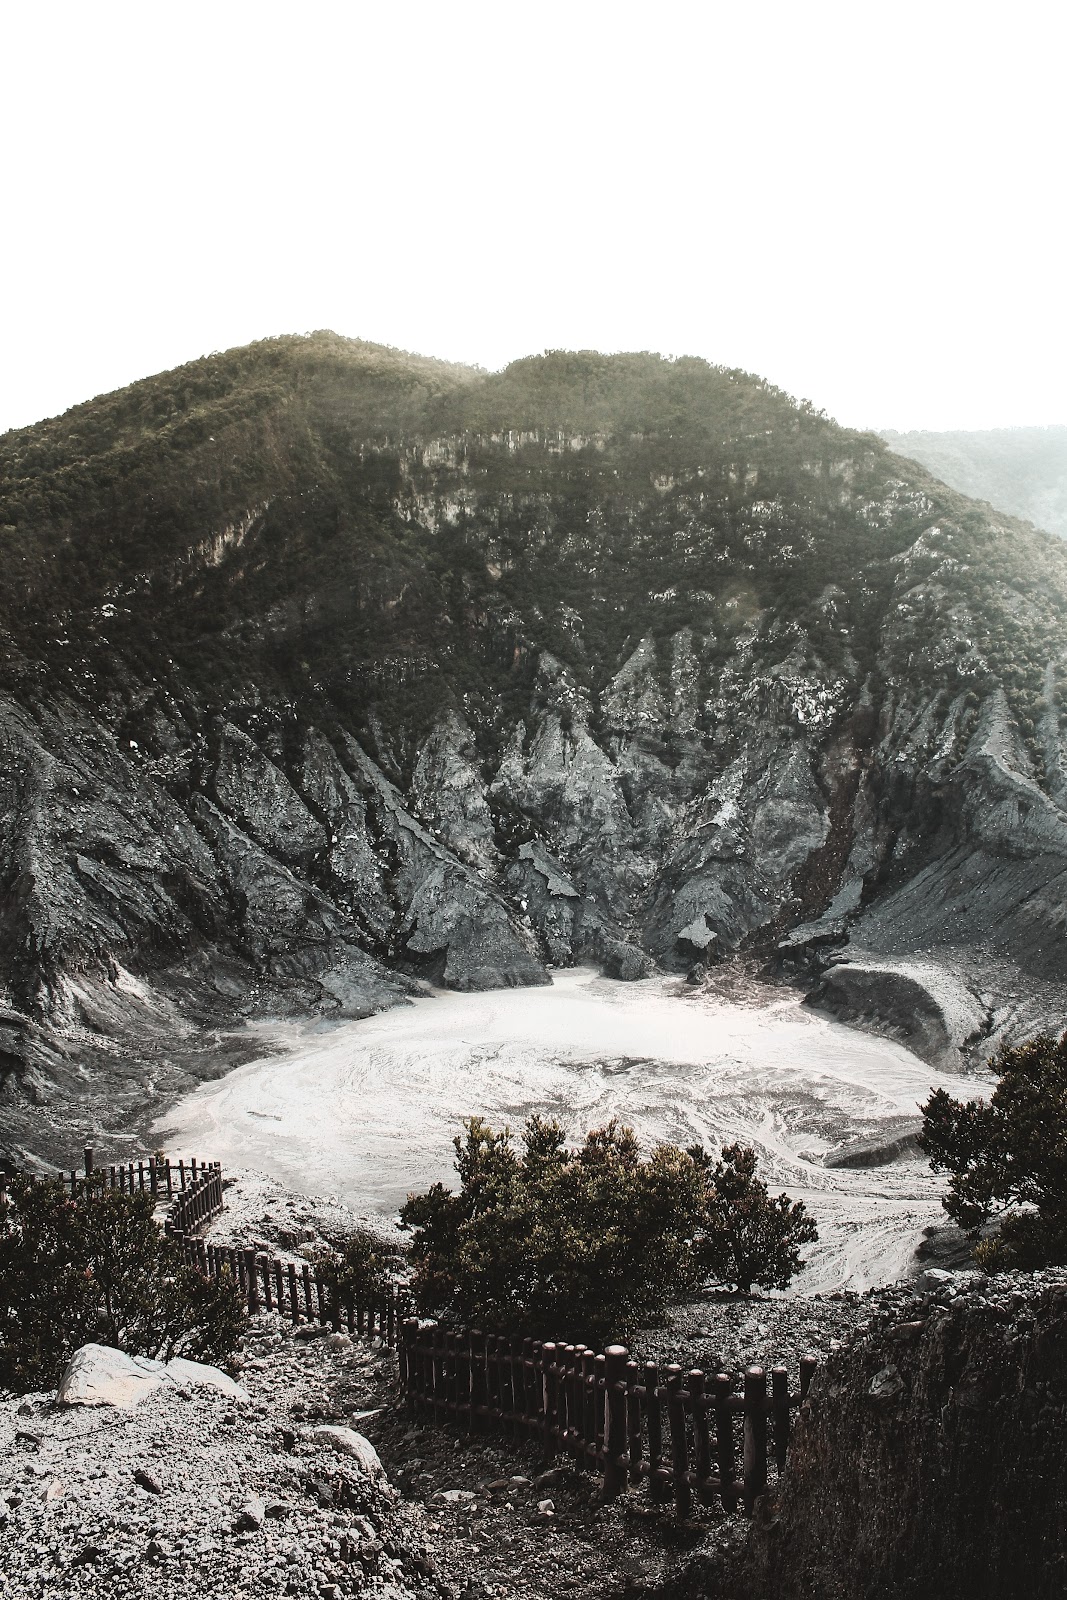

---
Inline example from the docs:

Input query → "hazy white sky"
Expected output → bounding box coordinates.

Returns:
[2,0,1063,436]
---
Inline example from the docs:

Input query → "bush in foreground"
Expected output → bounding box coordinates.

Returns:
[399,1117,817,1341]
[0,1173,244,1393]
[921,1031,1067,1271]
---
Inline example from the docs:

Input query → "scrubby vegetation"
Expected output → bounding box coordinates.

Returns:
[921,1032,1067,1270]
[3,331,1065,801]
[307,1227,404,1325]
[690,1142,819,1293]
[399,1118,817,1341]
[0,1174,244,1392]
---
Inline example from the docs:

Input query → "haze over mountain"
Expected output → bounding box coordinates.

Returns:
[3,332,1067,1164]
[880,427,1067,542]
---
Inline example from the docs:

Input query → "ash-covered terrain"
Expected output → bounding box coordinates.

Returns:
[2,334,1067,1165]
[160,967,981,1294]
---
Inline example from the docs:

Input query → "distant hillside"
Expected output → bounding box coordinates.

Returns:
[879,426,1067,540]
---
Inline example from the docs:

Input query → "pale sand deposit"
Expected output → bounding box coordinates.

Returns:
[156,968,989,1295]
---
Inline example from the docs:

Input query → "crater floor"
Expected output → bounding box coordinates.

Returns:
[155,968,988,1295]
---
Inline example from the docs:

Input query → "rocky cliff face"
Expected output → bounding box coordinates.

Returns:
[730,1269,1067,1600]
[3,334,1067,1160]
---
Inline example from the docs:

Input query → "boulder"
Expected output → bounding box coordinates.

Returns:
[57,1344,249,1409]
[163,1356,250,1401]
[57,1345,167,1409]
[306,1425,384,1477]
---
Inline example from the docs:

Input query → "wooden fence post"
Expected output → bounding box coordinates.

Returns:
[602,1345,628,1501]
[463,1331,486,1433]
[645,1361,667,1504]
[771,1367,790,1472]
[665,1364,692,1519]
[742,1367,768,1510]
[689,1369,712,1501]
[244,1248,260,1313]
[626,1359,643,1486]
[83,1148,94,1178]
[800,1354,819,1400]
[715,1373,739,1513]
[539,1343,556,1459]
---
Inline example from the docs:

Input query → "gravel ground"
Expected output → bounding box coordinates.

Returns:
[0,1329,436,1600]
[204,1168,406,1262]
[0,1169,963,1600]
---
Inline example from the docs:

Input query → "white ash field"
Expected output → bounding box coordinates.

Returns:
[157,968,987,1296]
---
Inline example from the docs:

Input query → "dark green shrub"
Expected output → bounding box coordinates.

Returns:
[0,1174,244,1393]
[920,1032,1067,1270]
[400,1118,817,1342]
[689,1143,819,1293]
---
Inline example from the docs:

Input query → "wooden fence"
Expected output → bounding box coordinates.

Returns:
[399,1320,819,1516]
[10,1147,227,1209]
[169,1228,408,1345]
[3,1147,818,1503]
[0,1148,407,1349]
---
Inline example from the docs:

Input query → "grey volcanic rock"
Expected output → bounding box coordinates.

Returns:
[212,722,327,870]
[823,1117,924,1168]
[410,711,500,871]
[4,337,1067,1157]
[807,959,990,1071]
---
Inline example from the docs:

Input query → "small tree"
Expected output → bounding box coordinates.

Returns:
[0,1174,244,1393]
[691,1143,819,1292]
[920,1032,1067,1270]
[400,1118,817,1341]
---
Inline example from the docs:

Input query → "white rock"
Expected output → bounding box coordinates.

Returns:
[233,1494,266,1531]
[327,1332,352,1351]
[307,1425,384,1477]
[57,1344,250,1409]
[164,1357,250,1401]
[58,1345,167,1409]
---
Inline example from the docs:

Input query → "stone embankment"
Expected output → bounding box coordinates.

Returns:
[657,1269,1067,1600]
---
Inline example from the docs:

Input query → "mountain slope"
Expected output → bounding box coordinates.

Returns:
[4,333,1067,1161]
[879,426,1067,540]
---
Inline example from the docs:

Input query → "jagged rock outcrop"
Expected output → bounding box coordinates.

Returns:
[3,334,1067,1155]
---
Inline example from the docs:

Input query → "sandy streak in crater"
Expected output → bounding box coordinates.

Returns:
[156,968,989,1295]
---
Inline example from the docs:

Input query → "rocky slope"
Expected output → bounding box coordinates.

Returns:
[725,1268,1067,1600]
[3,334,1067,1162]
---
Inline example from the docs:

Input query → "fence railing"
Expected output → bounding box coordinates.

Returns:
[3,1149,819,1459]
[169,1231,409,1345]
[399,1320,819,1516]
[1,1148,406,1348]
[33,1147,224,1207]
